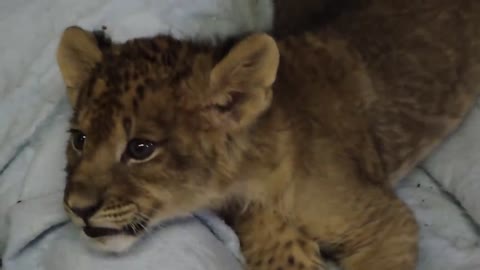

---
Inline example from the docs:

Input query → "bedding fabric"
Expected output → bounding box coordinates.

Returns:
[0,0,479,270]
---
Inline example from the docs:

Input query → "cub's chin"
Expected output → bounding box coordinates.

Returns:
[80,226,145,254]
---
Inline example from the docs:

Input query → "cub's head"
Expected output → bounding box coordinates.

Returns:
[56,26,279,252]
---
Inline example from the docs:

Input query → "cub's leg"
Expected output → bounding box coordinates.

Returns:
[224,203,326,270]
[338,195,419,270]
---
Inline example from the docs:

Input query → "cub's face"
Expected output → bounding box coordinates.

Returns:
[56,26,279,252]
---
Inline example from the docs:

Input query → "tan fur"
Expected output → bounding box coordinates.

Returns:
[56,0,480,268]
[57,26,102,105]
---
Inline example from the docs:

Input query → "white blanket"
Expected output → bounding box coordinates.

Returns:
[0,1,479,270]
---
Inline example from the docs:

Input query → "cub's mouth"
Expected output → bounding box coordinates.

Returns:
[83,225,146,238]
[79,225,147,253]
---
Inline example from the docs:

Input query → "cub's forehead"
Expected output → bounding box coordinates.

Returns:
[71,75,176,142]
[69,35,216,141]
[97,35,206,83]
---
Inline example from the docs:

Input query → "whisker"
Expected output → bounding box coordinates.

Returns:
[137,221,150,234]
[131,212,151,234]
[129,223,137,234]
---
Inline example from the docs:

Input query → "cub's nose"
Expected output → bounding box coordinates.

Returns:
[64,183,103,221]
[70,202,102,220]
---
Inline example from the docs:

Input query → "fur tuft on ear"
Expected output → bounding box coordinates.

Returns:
[56,26,102,105]
[202,33,280,131]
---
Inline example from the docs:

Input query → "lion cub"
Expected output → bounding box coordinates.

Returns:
[56,0,480,268]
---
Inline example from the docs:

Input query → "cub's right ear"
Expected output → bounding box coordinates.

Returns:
[56,26,102,106]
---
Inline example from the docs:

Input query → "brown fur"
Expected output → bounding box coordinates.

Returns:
[272,0,358,37]
[56,0,480,268]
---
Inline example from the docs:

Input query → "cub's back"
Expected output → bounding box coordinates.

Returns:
[272,0,480,183]
[335,0,480,181]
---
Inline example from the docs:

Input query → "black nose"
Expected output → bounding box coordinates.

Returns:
[70,202,102,220]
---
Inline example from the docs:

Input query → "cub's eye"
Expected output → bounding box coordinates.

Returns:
[70,130,86,152]
[126,139,157,161]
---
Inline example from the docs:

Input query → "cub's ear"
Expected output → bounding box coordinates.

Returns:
[202,33,279,131]
[56,26,102,106]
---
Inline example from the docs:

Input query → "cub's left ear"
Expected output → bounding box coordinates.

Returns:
[56,26,102,106]
[203,33,279,131]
